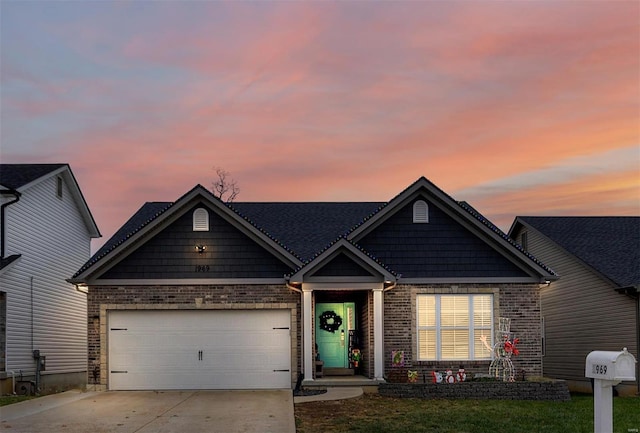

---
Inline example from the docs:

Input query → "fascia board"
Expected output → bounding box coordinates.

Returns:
[81,278,287,286]
[399,277,544,284]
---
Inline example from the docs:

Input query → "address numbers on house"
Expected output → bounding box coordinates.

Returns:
[195,265,210,272]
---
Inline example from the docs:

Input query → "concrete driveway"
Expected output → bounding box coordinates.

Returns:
[0,389,295,433]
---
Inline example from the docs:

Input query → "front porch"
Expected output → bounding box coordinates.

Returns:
[301,284,387,384]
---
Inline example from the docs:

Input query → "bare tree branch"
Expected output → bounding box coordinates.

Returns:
[212,167,240,202]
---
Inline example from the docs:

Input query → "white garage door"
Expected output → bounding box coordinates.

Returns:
[108,310,291,390]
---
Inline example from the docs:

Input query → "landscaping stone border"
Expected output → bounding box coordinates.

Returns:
[379,380,571,401]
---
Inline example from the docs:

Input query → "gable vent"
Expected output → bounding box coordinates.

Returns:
[193,208,210,231]
[413,200,429,223]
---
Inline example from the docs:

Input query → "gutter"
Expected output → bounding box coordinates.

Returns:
[1,189,21,258]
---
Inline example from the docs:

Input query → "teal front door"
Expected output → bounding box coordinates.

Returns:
[315,302,355,368]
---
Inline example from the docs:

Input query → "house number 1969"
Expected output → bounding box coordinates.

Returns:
[195,265,210,272]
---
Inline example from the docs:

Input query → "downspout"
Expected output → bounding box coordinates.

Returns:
[1,189,21,258]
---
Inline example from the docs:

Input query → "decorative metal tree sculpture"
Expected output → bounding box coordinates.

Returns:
[486,317,520,382]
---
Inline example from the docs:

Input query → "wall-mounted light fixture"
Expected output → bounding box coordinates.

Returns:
[195,244,207,254]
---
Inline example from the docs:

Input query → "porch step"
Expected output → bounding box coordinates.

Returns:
[323,368,354,376]
[303,375,382,388]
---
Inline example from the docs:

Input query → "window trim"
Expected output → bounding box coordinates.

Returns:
[413,200,429,223]
[416,293,494,361]
[192,208,210,231]
[56,176,63,199]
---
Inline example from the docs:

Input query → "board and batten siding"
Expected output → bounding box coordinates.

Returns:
[518,228,636,386]
[1,175,91,375]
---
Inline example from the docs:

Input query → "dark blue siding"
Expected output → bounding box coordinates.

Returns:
[311,253,375,277]
[357,199,529,278]
[101,204,294,279]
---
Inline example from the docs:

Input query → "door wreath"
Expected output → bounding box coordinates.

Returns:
[319,310,342,333]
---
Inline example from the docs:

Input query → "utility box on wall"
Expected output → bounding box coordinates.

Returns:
[585,347,636,382]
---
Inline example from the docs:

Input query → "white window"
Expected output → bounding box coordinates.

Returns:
[193,208,209,231]
[417,294,493,361]
[413,200,429,223]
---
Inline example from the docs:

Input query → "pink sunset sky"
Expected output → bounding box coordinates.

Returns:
[1,1,639,253]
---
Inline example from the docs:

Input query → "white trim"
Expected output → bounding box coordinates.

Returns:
[373,287,384,380]
[400,277,542,284]
[86,278,287,286]
[192,208,209,231]
[302,282,384,291]
[303,288,314,382]
[413,200,429,223]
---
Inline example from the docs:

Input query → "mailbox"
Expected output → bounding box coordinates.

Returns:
[585,347,636,383]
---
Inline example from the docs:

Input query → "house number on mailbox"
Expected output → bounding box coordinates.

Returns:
[195,265,210,272]
[591,364,608,375]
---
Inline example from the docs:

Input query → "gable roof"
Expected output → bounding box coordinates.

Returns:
[0,163,67,189]
[74,177,557,284]
[72,185,303,282]
[510,216,640,289]
[0,163,100,238]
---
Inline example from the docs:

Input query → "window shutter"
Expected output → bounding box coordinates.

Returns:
[193,208,209,231]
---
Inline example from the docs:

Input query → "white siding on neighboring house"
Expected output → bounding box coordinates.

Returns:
[2,174,91,376]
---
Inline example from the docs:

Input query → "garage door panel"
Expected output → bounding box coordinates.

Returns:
[108,310,291,390]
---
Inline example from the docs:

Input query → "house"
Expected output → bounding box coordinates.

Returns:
[509,217,639,396]
[70,177,556,391]
[0,164,101,394]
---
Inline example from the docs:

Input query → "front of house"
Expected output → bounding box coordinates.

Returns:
[71,177,556,391]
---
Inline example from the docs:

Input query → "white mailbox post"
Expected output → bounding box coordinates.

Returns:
[585,347,636,433]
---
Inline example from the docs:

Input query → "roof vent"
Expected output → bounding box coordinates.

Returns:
[413,200,429,223]
[193,208,209,231]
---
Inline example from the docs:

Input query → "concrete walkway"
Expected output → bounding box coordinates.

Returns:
[1,389,295,433]
[294,386,363,404]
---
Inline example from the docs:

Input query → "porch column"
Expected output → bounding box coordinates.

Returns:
[373,287,384,381]
[303,287,314,381]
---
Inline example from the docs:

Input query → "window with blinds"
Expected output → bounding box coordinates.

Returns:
[417,294,493,361]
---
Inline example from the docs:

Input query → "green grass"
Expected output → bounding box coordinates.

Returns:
[0,394,37,407]
[295,394,640,433]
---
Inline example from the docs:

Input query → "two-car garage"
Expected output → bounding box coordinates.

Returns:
[107,309,292,390]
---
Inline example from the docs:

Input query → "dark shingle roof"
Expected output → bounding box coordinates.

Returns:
[0,164,67,189]
[519,216,640,288]
[230,202,385,262]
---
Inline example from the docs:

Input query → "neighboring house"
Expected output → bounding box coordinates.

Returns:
[70,177,556,391]
[0,164,101,394]
[509,217,639,396]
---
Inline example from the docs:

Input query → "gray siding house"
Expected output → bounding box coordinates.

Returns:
[0,164,100,394]
[71,177,556,391]
[509,217,639,396]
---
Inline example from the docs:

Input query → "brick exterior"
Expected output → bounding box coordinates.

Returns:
[379,380,570,401]
[382,283,542,381]
[87,284,300,389]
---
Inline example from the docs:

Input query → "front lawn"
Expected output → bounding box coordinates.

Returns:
[0,395,37,407]
[295,393,640,433]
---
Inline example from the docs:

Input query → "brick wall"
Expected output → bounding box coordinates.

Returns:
[383,283,542,381]
[87,284,300,387]
[379,380,570,401]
